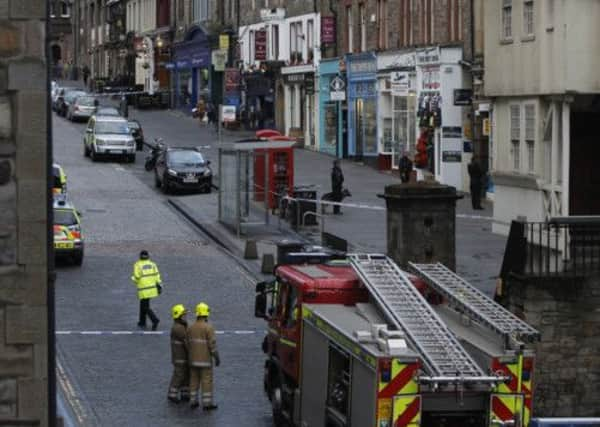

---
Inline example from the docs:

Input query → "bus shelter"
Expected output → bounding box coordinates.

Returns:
[218,139,296,236]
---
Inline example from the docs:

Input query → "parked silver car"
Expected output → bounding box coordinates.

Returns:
[67,95,97,122]
[83,116,136,163]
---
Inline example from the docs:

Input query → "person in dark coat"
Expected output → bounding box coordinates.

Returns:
[82,65,90,86]
[331,160,344,215]
[468,156,484,210]
[398,152,413,183]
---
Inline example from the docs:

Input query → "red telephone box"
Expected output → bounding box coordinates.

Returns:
[254,135,295,209]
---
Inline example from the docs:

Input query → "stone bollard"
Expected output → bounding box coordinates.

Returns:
[244,240,258,260]
[379,182,462,271]
[261,253,275,274]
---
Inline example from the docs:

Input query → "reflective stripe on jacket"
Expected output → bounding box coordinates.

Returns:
[170,320,188,366]
[131,259,161,299]
[187,319,217,368]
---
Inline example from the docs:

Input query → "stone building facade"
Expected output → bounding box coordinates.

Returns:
[0,1,51,426]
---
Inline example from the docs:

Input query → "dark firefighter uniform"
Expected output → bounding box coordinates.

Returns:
[187,302,220,410]
[168,304,190,403]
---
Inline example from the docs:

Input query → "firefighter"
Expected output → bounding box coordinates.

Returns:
[131,250,161,330]
[168,304,190,403]
[187,302,220,410]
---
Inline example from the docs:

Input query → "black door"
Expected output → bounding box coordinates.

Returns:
[570,111,600,215]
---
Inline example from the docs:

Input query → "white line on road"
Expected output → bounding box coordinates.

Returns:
[114,166,126,172]
[80,331,102,335]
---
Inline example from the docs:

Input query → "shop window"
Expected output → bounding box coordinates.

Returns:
[523,0,535,37]
[502,0,512,40]
[307,20,314,61]
[525,104,536,173]
[324,102,338,153]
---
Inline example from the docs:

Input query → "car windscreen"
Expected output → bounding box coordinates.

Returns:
[97,108,119,116]
[54,209,78,226]
[77,96,95,106]
[168,151,205,167]
[65,91,86,102]
[95,121,130,134]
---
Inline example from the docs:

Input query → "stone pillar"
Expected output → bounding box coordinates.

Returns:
[1,1,50,426]
[380,182,461,270]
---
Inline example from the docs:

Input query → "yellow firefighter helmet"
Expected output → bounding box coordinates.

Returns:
[171,304,187,320]
[195,302,210,317]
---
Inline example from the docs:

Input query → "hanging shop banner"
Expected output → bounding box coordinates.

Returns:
[482,118,491,136]
[391,71,411,96]
[212,50,227,72]
[219,34,230,51]
[225,68,241,94]
[421,65,441,91]
[255,30,267,61]
[305,74,315,94]
[321,16,336,44]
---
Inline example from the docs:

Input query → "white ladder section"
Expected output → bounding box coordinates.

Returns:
[348,254,484,379]
[408,262,540,341]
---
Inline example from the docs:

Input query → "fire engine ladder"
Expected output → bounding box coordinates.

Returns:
[408,262,540,342]
[348,254,487,381]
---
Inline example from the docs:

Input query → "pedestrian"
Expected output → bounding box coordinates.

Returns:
[119,94,129,118]
[187,302,220,411]
[196,98,206,126]
[398,151,413,183]
[131,250,162,330]
[468,156,484,210]
[82,65,90,87]
[331,159,344,215]
[168,304,190,404]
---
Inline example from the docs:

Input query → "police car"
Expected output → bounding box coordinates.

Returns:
[53,195,84,265]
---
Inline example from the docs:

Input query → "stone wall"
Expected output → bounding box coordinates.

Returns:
[0,1,50,426]
[503,275,600,416]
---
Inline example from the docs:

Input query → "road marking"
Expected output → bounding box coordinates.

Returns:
[56,330,261,336]
[114,165,125,172]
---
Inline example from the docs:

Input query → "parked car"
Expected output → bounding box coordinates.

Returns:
[59,90,86,117]
[128,119,144,151]
[83,116,136,163]
[95,106,120,117]
[67,95,97,122]
[154,147,212,194]
[53,195,84,266]
[53,86,76,112]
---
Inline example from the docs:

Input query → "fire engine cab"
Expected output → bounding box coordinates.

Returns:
[255,249,540,427]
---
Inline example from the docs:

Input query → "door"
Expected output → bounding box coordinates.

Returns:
[570,111,600,215]
[355,99,364,159]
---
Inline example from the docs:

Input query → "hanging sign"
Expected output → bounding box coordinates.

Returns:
[219,34,230,51]
[221,105,236,123]
[212,50,227,71]
[482,118,490,136]
[225,68,241,94]
[254,30,267,61]
[390,71,411,96]
[321,16,336,44]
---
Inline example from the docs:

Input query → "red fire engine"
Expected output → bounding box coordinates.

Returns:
[255,249,539,427]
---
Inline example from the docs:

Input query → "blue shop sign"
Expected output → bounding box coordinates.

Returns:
[348,80,376,99]
[173,27,211,69]
[346,52,377,79]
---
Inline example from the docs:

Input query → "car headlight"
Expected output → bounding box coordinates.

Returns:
[167,169,178,176]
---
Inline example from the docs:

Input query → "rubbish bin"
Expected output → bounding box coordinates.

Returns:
[287,185,317,227]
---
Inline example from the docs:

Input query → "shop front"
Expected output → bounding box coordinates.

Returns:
[281,64,316,148]
[346,53,378,164]
[171,27,211,113]
[415,46,470,191]
[376,50,417,170]
[242,65,280,130]
[317,59,344,158]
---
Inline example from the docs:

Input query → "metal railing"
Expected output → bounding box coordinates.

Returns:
[502,217,600,277]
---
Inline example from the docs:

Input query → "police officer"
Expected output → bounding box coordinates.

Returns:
[168,304,190,403]
[187,302,220,410]
[131,250,161,330]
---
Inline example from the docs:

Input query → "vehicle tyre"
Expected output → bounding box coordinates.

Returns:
[90,148,98,162]
[73,251,84,266]
[161,174,170,194]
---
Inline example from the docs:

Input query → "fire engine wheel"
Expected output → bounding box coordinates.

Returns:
[271,386,287,427]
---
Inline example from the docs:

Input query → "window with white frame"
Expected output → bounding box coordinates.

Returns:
[347,6,353,53]
[249,30,255,62]
[289,22,302,61]
[502,0,512,39]
[359,3,366,52]
[60,1,70,17]
[307,20,314,61]
[271,25,279,60]
[193,0,209,22]
[523,0,534,36]
[525,104,536,173]
[510,104,521,171]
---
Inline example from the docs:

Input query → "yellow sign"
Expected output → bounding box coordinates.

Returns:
[219,34,229,51]
[482,118,490,136]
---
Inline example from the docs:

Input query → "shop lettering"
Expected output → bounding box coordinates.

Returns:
[349,61,376,74]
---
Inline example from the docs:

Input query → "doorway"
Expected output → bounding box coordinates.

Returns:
[570,109,600,215]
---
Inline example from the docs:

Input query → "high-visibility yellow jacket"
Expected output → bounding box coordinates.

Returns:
[131,259,161,299]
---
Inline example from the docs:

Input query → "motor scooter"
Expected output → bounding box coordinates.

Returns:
[144,138,165,171]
